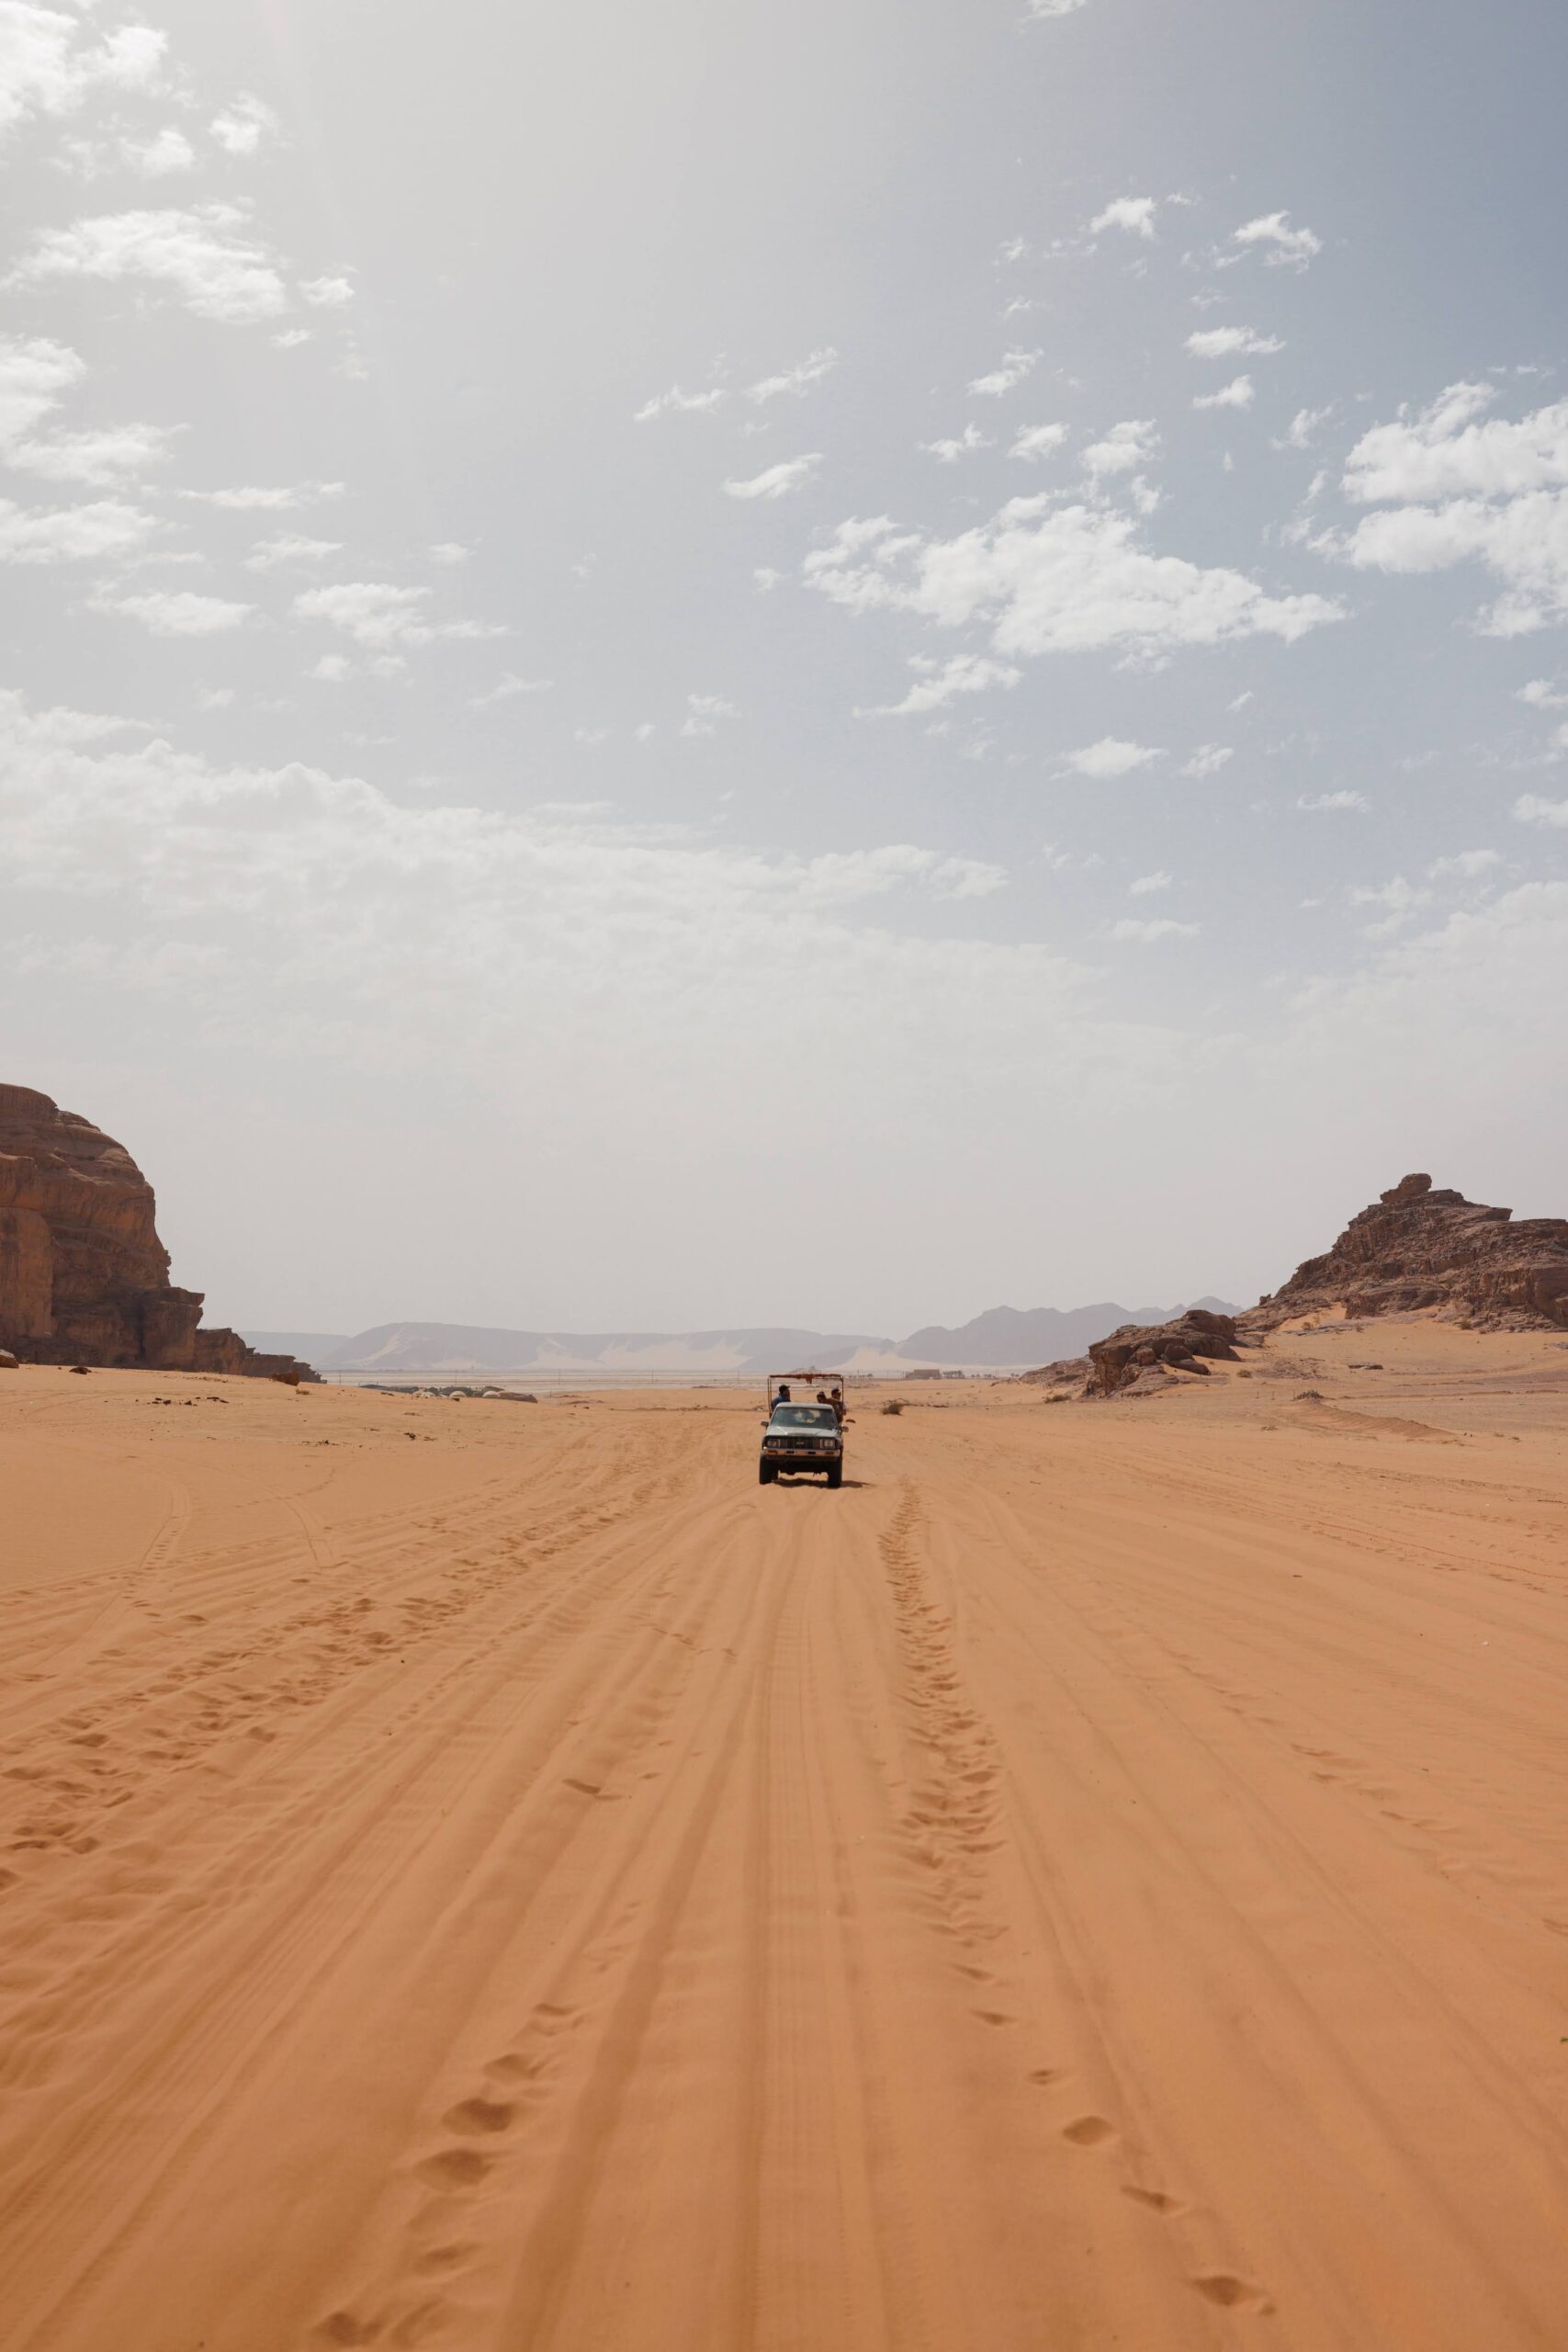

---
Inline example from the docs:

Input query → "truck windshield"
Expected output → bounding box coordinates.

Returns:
[771,1406,837,1429]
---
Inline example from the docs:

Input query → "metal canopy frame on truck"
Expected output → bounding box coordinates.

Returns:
[765,1371,846,1410]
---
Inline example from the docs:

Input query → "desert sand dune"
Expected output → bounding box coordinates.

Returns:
[2,1327,1566,2350]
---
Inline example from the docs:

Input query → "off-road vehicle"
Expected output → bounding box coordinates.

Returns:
[758,1385,844,1487]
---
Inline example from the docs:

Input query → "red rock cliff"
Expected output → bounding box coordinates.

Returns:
[1249,1172,1568,1331]
[0,1084,307,1376]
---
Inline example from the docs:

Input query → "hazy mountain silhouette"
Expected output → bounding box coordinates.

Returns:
[243,1298,1238,1374]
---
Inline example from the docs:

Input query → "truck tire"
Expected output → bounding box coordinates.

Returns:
[759,1460,776,1485]
[826,1460,842,1488]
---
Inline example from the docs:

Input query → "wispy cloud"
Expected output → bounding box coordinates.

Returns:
[1128,870,1172,894]
[1181,743,1234,777]
[1110,916,1198,941]
[294,582,505,647]
[633,382,727,422]
[1186,325,1283,358]
[746,347,837,402]
[862,654,1021,717]
[470,671,553,707]
[89,587,251,634]
[182,481,344,510]
[723,454,821,501]
[1273,405,1332,451]
[1297,789,1369,811]
[681,693,739,738]
[244,535,342,571]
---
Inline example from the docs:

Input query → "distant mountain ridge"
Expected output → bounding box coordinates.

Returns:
[900,1298,1238,1366]
[242,1298,1238,1375]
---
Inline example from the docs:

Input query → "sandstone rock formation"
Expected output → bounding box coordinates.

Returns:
[1086,1308,1241,1396]
[1249,1173,1568,1332]
[0,1085,309,1377]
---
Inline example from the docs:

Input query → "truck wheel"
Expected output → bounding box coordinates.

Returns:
[759,1461,775,1485]
[826,1461,842,1488]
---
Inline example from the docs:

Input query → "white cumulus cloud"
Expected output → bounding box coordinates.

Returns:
[1337,383,1568,633]
[1515,792,1568,827]
[1232,211,1322,268]
[210,95,276,156]
[969,349,1040,397]
[0,7,164,136]
[804,498,1341,663]
[9,204,290,323]
[299,274,354,309]
[920,424,994,463]
[1193,374,1255,413]
[1080,419,1158,481]
[1010,422,1068,463]
[1066,738,1163,778]
[1090,196,1157,240]
[0,493,154,561]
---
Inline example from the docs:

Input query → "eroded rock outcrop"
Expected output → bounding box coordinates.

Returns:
[1086,1308,1241,1396]
[0,1085,308,1377]
[1248,1173,1568,1332]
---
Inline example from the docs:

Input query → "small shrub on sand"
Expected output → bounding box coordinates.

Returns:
[881,1397,906,1416]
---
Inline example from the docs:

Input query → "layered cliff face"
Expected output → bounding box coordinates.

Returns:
[1250,1172,1568,1332]
[0,1085,307,1376]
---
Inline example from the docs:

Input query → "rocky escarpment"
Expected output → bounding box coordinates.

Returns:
[0,1085,308,1377]
[1249,1172,1568,1333]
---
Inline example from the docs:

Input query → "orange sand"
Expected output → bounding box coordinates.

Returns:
[2,1319,1566,2350]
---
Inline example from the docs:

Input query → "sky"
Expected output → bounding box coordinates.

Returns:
[3,0,1567,1338]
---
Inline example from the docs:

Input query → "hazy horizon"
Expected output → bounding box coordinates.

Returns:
[5,0,1566,1335]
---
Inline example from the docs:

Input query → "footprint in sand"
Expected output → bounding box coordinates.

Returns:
[314,2310,380,2345]
[442,2097,514,2136]
[1062,2115,1117,2147]
[1191,2273,1273,2312]
[1122,2186,1182,2214]
[417,2147,492,2189]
